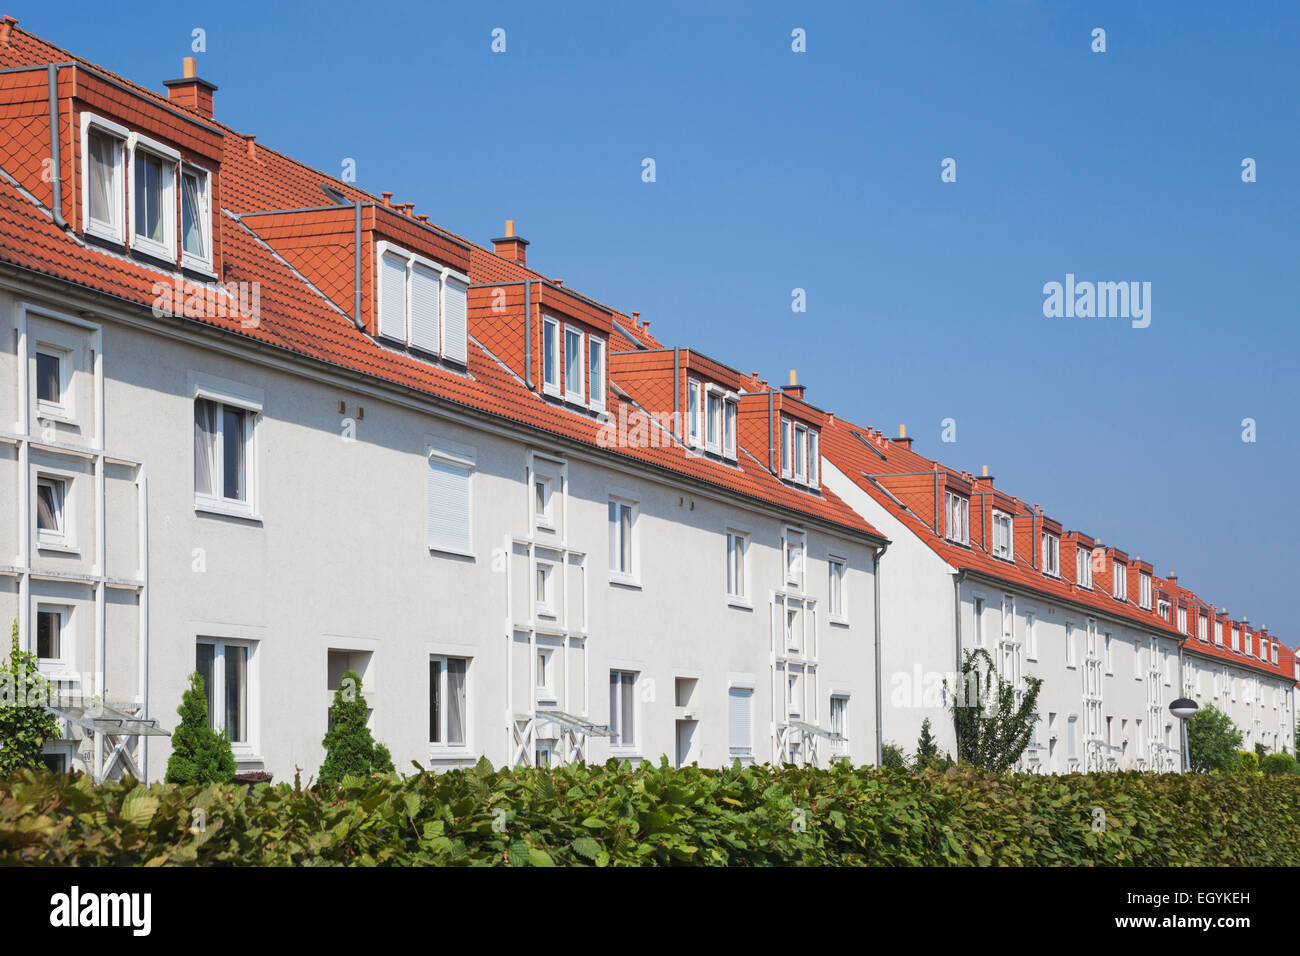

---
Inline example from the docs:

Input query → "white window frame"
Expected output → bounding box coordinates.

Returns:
[706,388,723,455]
[80,113,128,245]
[687,378,702,447]
[426,440,475,558]
[533,474,555,530]
[534,645,558,706]
[1176,607,1188,635]
[127,131,180,261]
[609,669,638,753]
[1113,563,1127,600]
[195,636,258,759]
[428,653,472,756]
[193,382,262,521]
[588,336,606,412]
[1214,620,1223,645]
[1139,571,1152,609]
[374,241,469,361]
[946,491,969,545]
[828,555,847,623]
[726,528,749,604]
[991,510,1013,560]
[179,162,214,273]
[724,396,739,461]
[564,324,585,404]
[783,527,807,590]
[1065,622,1077,668]
[535,559,557,619]
[35,472,75,552]
[727,679,755,759]
[1076,547,1093,589]
[542,316,561,396]
[1197,614,1208,642]
[35,604,72,672]
[1024,610,1038,660]
[34,341,74,420]
[829,694,849,758]
[1042,532,1060,577]
[608,496,638,585]
[780,418,792,478]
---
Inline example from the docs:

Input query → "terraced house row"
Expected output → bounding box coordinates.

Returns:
[0,21,1291,782]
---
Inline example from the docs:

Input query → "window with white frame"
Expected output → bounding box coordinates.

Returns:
[992,510,1013,559]
[786,669,803,718]
[426,442,474,556]
[784,528,806,589]
[429,655,469,749]
[533,475,554,530]
[130,134,179,261]
[780,417,819,487]
[687,379,702,446]
[609,670,637,750]
[1272,643,1279,665]
[1198,614,1208,641]
[542,316,560,395]
[1214,620,1223,645]
[1231,627,1240,651]
[535,560,556,618]
[1041,532,1060,576]
[728,684,753,757]
[36,606,67,665]
[970,596,985,649]
[946,491,969,545]
[1157,598,1170,621]
[1075,547,1093,588]
[36,475,69,548]
[1104,632,1113,673]
[82,117,126,243]
[180,164,212,271]
[196,638,253,748]
[608,497,636,581]
[1244,632,1253,657]
[1066,715,1078,762]
[535,647,557,705]
[829,695,849,757]
[828,556,847,620]
[1001,595,1014,645]
[1176,607,1187,634]
[1139,571,1152,609]
[35,344,72,417]
[564,326,585,403]
[785,605,802,653]
[1113,563,1127,600]
[375,242,469,364]
[194,395,256,514]
[1065,622,1077,667]
[588,337,606,412]
[1025,611,1037,659]
[726,530,748,600]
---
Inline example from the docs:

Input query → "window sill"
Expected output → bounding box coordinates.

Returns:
[829,615,850,628]
[181,258,217,279]
[195,501,262,524]
[233,752,264,765]
[34,408,78,427]
[608,748,641,761]
[727,596,752,611]
[428,747,474,762]
[608,573,641,590]
[430,544,476,560]
[36,541,81,556]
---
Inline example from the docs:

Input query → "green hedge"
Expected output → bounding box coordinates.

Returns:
[3,759,1299,866]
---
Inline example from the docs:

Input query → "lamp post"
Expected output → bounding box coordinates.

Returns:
[1170,698,1198,772]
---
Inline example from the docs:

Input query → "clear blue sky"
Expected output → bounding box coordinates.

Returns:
[22,1,1300,641]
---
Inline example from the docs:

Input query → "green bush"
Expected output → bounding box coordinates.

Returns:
[1237,751,1259,774]
[3,760,1300,866]
[1187,705,1243,772]
[164,673,236,785]
[0,622,61,775]
[319,670,394,783]
[1261,753,1298,776]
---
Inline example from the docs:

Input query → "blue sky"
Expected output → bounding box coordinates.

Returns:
[23,1,1300,640]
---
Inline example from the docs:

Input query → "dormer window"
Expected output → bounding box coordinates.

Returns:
[1041,532,1059,576]
[991,510,1012,560]
[1157,599,1170,621]
[589,337,606,413]
[945,491,969,545]
[564,326,585,403]
[685,381,738,460]
[1197,614,1208,641]
[1112,563,1127,600]
[1176,607,1187,634]
[1214,620,1223,645]
[131,137,178,260]
[1075,547,1093,588]
[81,115,127,244]
[1138,571,1152,609]
[375,241,469,365]
[1230,627,1239,651]
[180,165,212,271]
[780,417,819,487]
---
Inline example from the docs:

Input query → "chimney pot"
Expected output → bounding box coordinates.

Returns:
[381,192,392,207]
[899,424,907,439]
[183,56,197,79]
[505,219,515,237]
[0,17,17,49]
[789,369,797,387]
[981,465,989,477]
[164,57,218,119]
[631,311,640,326]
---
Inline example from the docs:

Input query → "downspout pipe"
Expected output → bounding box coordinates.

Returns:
[352,200,364,329]
[672,347,680,439]
[524,280,533,389]
[873,539,890,766]
[767,389,775,473]
[47,64,67,229]
[952,569,968,764]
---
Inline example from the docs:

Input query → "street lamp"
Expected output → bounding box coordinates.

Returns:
[1170,698,1198,772]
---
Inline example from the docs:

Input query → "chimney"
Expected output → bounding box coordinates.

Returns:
[892,423,913,447]
[163,57,218,120]
[0,16,17,48]
[493,219,529,265]
[782,368,806,400]
[1167,573,1177,584]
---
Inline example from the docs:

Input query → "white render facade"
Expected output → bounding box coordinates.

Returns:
[0,279,881,782]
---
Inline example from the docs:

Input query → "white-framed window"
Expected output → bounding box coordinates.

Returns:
[35,475,69,548]
[1231,627,1240,652]
[429,655,469,750]
[829,695,850,757]
[542,316,560,395]
[973,596,985,649]
[780,418,791,477]
[706,389,722,453]
[687,379,702,446]
[1198,614,1208,642]
[180,163,212,272]
[194,393,258,517]
[1244,632,1253,657]
[728,683,754,757]
[609,670,637,751]
[1272,643,1279,665]
[1176,607,1187,634]
[535,560,556,618]
[129,133,179,261]
[1001,594,1014,645]
[1024,611,1038,660]
[36,605,69,666]
[828,556,847,620]
[1214,619,1223,645]
[1075,547,1093,588]
[1042,532,1060,576]
[196,638,254,749]
[1139,572,1152,609]
[588,336,606,412]
[533,475,554,530]
[784,528,806,590]
[1157,598,1170,621]
[564,325,585,403]
[35,343,73,417]
[375,241,468,364]
[946,491,969,545]
[786,669,803,718]
[1113,563,1127,600]
[992,510,1013,560]
[725,397,739,461]
[780,417,819,487]
[726,530,748,601]
[785,605,802,653]
[426,440,475,556]
[81,113,127,244]
[1104,632,1113,673]
[535,647,557,705]
[608,497,637,582]
[1065,622,1077,667]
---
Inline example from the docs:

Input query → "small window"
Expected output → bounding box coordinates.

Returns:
[784,529,806,589]
[706,391,722,453]
[726,530,748,600]
[786,669,803,717]
[542,317,560,395]
[992,511,1013,559]
[780,419,792,478]
[1113,563,1127,600]
[609,670,637,750]
[84,123,125,242]
[1104,633,1113,673]
[1139,572,1152,609]
[786,606,802,653]
[946,492,969,545]
[1065,622,1077,667]
[687,380,702,446]
[534,476,554,529]
[724,398,738,460]
[35,346,71,415]
[535,648,556,704]
[427,444,474,555]
[180,166,211,269]
[1025,612,1038,659]
[728,685,753,757]
[973,597,985,649]
[1075,547,1093,589]
[588,337,606,412]
[429,656,469,748]
[36,607,64,662]
[1176,607,1188,635]
[131,142,178,260]
[608,498,636,580]
[535,562,555,617]
[1041,532,1060,576]
[829,695,849,758]
[194,397,255,511]
[36,476,67,545]
[564,326,585,403]
[1214,620,1223,645]
[779,417,819,487]
[828,557,847,619]
[1198,615,1208,642]
[196,639,252,746]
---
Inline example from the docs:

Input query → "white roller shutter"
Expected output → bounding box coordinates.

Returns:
[427,455,471,554]
[442,274,468,365]
[378,251,408,342]
[728,686,752,754]
[409,262,441,354]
